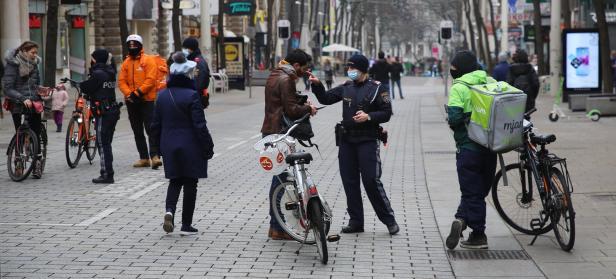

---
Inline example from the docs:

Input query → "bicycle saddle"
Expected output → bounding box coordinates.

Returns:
[286,152,313,165]
[531,134,556,145]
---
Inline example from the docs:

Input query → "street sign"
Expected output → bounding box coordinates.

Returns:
[440,20,453,41]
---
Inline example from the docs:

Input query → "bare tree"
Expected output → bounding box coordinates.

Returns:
[593,0,613,91]
[218,0,226,70]
[487,0,499,58]
[463,0,477,54]
[120,0,129,58]
[265,0,275,68]
[43,0,59,87]
[172,0,182,52]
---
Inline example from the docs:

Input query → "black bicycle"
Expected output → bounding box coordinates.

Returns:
[492,108,575,251]
[6,105,49,182]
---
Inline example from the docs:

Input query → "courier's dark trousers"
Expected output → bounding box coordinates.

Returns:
[339,139,396,227]
[455,148,497,234]
[126,101,158,159]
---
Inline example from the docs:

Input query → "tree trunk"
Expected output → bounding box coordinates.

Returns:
[44,0,59,87]
[464,0,476,54]
[265,0,274,68]
[533,0,546,75]
[593,0,613,91]
[473,0,491,70]
[157,1,170,58]
[287,0,296,54]
[308,0,314,32]
[562,0,571,28]
[488,0,499,58]
[120,0,129,58]
[299,0,306,47]
[172,0,182,52]
[218,0,226,70]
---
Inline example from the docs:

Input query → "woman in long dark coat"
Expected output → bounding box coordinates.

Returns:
[151,52,214,235]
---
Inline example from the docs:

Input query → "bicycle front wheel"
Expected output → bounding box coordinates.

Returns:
[65,117,83,168]
[309,199,328,264]
[550,168,575,251]
[271,182,315,244]
[85,117,97,163]
[7,129,39,182]
[492,163,552,235]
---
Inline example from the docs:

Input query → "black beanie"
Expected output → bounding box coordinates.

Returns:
[91,49,110,64]
[451,50,480,77]
[182,37,199,51]
[346,54,369,73]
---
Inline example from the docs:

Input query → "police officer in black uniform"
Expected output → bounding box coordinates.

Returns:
[181,38,211,108]
[309,54,399,235]
[80,49,121,184]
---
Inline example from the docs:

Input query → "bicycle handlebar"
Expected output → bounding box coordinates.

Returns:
[265,113,312,148]
[60,77,80,87]
[524,108,537,118]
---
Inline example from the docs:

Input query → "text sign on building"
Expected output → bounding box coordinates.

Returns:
[224,0,255,16]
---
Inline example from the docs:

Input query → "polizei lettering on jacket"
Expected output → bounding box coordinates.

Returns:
[503,120,522,133]
[103,81,116,89]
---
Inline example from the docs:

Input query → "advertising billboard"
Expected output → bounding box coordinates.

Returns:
[563,29,601,92]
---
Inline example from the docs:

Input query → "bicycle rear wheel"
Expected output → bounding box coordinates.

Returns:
[65,117,83,168]
[550,168,575,251]
[492,163,552,235]
[7,129,39,182]
[309,199,328,264]
[271,182,315,244]
[85,117,97,163]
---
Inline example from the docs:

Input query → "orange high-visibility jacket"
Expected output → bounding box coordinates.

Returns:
[118,49,159,101]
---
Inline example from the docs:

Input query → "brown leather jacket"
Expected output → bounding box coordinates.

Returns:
[261,64,311,135]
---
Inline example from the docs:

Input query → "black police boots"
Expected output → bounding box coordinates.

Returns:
[341,225,364,234]
[92,175,114,184]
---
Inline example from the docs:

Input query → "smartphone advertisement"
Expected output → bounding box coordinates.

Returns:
[563,29,601,92]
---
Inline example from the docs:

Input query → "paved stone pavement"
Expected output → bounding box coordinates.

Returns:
[1,77,615,278]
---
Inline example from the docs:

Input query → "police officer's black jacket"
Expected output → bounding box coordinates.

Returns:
[187,50,211,99]
[312,79,392,143]
[80,63,117,103]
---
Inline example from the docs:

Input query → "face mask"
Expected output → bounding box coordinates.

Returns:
[450,68,462,79]
[128,47,141,57]
[347,70,360,81]
[182,48,191,57]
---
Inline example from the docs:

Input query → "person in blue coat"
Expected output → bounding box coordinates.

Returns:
[151,52,215,235]
[492,52,510,82]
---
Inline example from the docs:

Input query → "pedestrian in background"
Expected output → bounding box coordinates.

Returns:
[389,57,404,100]
[261,49,317,240]
[445,50,496,250]
[369,51,391,85]
[492,52,510,82]
[118,34,162,169]
[310,54,399,235]
[49,84,68,132]
[507,49,539,113]
[323,59,334,90]
[80,49,121,184]
[152,52,214,235]
[181,37,211,108]
[0,61,4,119]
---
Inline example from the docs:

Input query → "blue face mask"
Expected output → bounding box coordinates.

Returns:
[182,48,191,57]
[347,70,360,81]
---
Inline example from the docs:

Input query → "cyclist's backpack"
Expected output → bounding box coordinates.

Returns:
[458,80,527,153]
[144,54,169,91]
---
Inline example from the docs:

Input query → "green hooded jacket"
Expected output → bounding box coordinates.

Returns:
[447,70,492,152]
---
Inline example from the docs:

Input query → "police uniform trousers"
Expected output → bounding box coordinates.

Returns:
[339,139,396,227]
[95,107,120,177]
[455,148,497,234]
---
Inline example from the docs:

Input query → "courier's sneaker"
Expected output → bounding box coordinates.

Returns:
[132,159,151,168]
[446,219,466,249]
[460,231,488,249]
[151,156,162,170]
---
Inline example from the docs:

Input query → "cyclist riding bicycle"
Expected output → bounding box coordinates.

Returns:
[2,41,45,177]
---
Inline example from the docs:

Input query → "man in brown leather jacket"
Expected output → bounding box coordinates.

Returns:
[261,49,317,240]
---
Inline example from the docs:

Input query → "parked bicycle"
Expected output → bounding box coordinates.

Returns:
[492,108,576,251]
[6,90,51,181]
[61,77,97,168]
[254,114,340,264]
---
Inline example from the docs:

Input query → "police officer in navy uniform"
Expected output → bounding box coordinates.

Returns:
[80,49,121,184]
[309,54,399,235]
[181,38,211,108]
